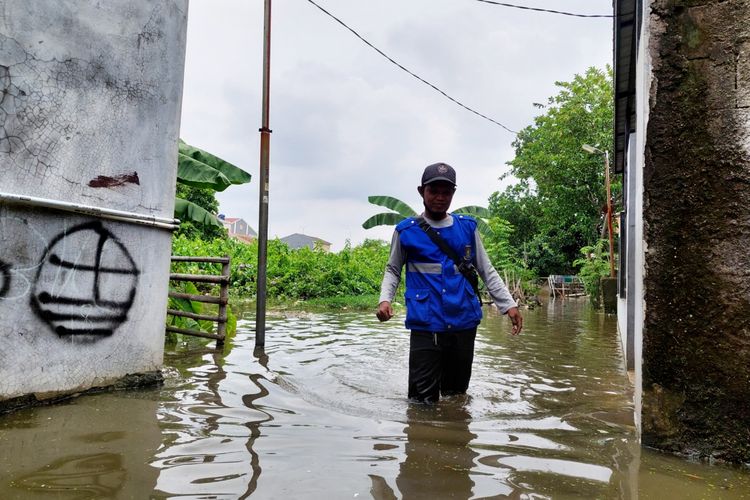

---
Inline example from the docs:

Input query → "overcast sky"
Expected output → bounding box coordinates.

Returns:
[179,0,613,251]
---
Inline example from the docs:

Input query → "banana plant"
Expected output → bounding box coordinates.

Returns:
[361,196,417,229]
[175,139,252,228]
[362,195,493,238]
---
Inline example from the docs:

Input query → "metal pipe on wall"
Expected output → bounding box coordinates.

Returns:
[0,191,180,231]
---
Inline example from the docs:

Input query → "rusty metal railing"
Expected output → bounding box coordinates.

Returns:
[166,256,230,346]
[547,274,585,299]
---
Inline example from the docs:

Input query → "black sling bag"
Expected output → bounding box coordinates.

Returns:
[415,217,481,296]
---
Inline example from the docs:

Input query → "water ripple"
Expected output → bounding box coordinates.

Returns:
[19,299,748,498]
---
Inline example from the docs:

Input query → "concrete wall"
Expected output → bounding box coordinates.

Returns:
[0,1,188,403]
[642,0,750,462]
[617,0,651,439]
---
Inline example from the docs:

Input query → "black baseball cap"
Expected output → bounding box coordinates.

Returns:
[421,162,456,186]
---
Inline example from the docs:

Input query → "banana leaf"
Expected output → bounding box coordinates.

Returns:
[174,197,223,228]
[453,205,491,219]
[367,196,417,217]
[473,217,493,239]
[454,205,493,238]
[177,139,251,192]
[362,212,406,229]
[167,282,214,333]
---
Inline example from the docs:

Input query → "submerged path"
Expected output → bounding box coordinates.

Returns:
[1,299,748,498]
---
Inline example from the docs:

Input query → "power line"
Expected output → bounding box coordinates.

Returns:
[303,0,518,134]
[472,0,614,18]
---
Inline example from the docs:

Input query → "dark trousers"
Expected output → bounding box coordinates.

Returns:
[408,327,477,403]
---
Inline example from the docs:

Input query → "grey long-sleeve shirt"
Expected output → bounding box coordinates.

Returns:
[378,214,518,313]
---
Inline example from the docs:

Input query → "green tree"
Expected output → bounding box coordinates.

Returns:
[494,66,617,275]
[488,181,541,254]
[483,216,515,270]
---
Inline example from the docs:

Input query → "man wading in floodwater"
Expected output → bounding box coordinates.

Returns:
[376,162,523,403]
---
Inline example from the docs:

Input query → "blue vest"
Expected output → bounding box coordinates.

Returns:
[396,214,483,332]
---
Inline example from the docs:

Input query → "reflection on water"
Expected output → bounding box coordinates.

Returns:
[0,395,160,499]
[1,298,748,498]
[393,404,479,499]
[151,347,272,498]
[14,453,126,498]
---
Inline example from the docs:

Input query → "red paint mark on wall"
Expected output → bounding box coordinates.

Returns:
[88,172,140,188]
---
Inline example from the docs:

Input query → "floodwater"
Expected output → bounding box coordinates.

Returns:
[1,299,748,499]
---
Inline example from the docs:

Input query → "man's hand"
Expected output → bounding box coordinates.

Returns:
[507,307,523,335]
[376,301,394,322]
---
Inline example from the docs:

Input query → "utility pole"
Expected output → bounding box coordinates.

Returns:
[582,144,616,277]
[603,150,615,278]
[255,0,272,348]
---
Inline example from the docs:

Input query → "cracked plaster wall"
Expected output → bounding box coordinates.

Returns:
[0,1,188,403]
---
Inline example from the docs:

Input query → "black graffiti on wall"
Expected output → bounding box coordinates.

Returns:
[29,221,140,340]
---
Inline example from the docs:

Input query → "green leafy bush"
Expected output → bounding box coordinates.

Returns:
[573,239,611,309]
[171,236,394,303]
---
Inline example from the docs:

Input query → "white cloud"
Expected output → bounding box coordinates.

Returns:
[180,0,613,251]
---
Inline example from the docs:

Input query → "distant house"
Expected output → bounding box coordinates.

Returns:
[219,216,257,243]
[280,233,331,252]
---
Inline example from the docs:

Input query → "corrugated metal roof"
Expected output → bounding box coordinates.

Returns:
[614,0,638,174]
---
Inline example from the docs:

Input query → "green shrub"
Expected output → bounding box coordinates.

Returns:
[573,239,611,309]
[171,236,394,302]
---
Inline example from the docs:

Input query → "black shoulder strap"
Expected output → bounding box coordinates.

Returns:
[415,216,464,268]
[415,216,481,295]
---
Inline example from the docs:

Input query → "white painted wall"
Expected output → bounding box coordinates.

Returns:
[0,1,188,401]
[631,1,653,435]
